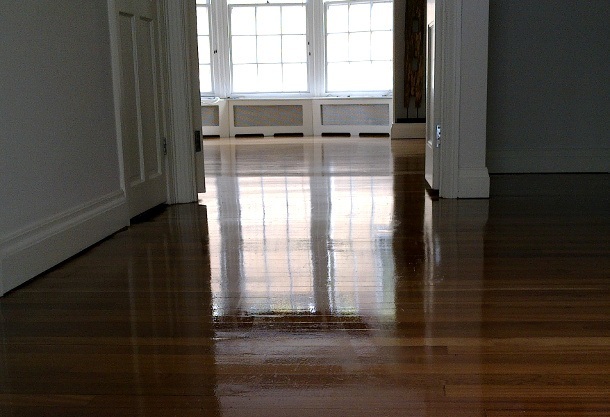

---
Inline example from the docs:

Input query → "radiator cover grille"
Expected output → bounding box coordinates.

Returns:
[201,106,220,127]
[233,105,303,127]
[321,104,389,126]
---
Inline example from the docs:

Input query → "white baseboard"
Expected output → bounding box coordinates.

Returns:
[457,168,490,198]
[391,123,426,139]
[0,191,128,296]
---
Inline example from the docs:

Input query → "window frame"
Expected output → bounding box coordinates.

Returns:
[227,2,312,95]
[196,0,393,99]
[322,0,394,96]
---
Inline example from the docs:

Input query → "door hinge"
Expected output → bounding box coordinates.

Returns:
[435,124,441,148]
[162,138,167,155]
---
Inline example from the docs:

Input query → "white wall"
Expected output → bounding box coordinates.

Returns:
[487,0,610,173]
[0,2,127,295]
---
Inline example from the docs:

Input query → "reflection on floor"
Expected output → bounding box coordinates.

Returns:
[200,137,403,318]
[0,137,609,416]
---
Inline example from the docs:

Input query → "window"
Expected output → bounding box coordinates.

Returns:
[196,0,393,97]
[229,2,308,93]
[325,0,393,92]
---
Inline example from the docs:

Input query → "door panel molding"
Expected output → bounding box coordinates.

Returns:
[109,0,169,217]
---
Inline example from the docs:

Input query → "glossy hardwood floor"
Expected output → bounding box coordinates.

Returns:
[1,137,609,416]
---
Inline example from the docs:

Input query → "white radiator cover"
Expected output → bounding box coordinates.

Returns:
[201,98,393,137]
[313,98,392,136]
[201,99,229,137]
[228,99,313,136]
[234,105,303,127]
[320,104,389,126]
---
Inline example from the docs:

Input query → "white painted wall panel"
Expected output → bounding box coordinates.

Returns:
[0,2,127,294]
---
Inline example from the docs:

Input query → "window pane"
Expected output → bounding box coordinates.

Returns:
[350,61,373,89]
[199,65,212,92]
[326,33,348,62]
[233,64,258,92]
[327,62,350,91]
[231,7,256,35]
[282,35,306,63]
[371,2,392,31]
[281,6,306,35]
[257,7,281,35]
[370,61,392,90]
[326,2,393,93]
[283,63,308,91]
[229,0,305,4]
[257,36,282,63]
[196,8,209,35]
[230,3,309,93]
[371,31,392,61]
[232,36,257,63]
[327,5,348,33]
[198,36,211,65]
[349,32,371,61]
[349,4,371,32]
[258,64,283,91]
[328,60,389,93]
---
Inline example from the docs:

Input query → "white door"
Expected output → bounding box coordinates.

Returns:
[425,4,441,190]
[116,0,167,217]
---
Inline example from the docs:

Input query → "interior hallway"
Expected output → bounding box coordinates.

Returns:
[0,137,609,416]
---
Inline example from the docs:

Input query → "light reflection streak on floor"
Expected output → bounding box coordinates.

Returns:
[199,137,397,319]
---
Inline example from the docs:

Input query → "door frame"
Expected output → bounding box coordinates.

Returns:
[114,0,490,202]
[424,1,440,190]
[427,0,490,199]
[159,0,200,204]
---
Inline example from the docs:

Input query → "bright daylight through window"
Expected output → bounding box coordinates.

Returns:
[196,0,393,97]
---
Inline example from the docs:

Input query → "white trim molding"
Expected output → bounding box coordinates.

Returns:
[438,0,462,199]
[162,0,198,204]
[107,0,128,197]
[0,191,127,296]
[438,0,490,199]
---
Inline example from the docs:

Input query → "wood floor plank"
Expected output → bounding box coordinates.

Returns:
[1,137,608,415]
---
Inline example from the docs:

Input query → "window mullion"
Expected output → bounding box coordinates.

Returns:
[310,0,325,96]
[211,0,231,97]
[279,6,284,91]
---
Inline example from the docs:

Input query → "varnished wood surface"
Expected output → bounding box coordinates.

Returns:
[1,137,609,416]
